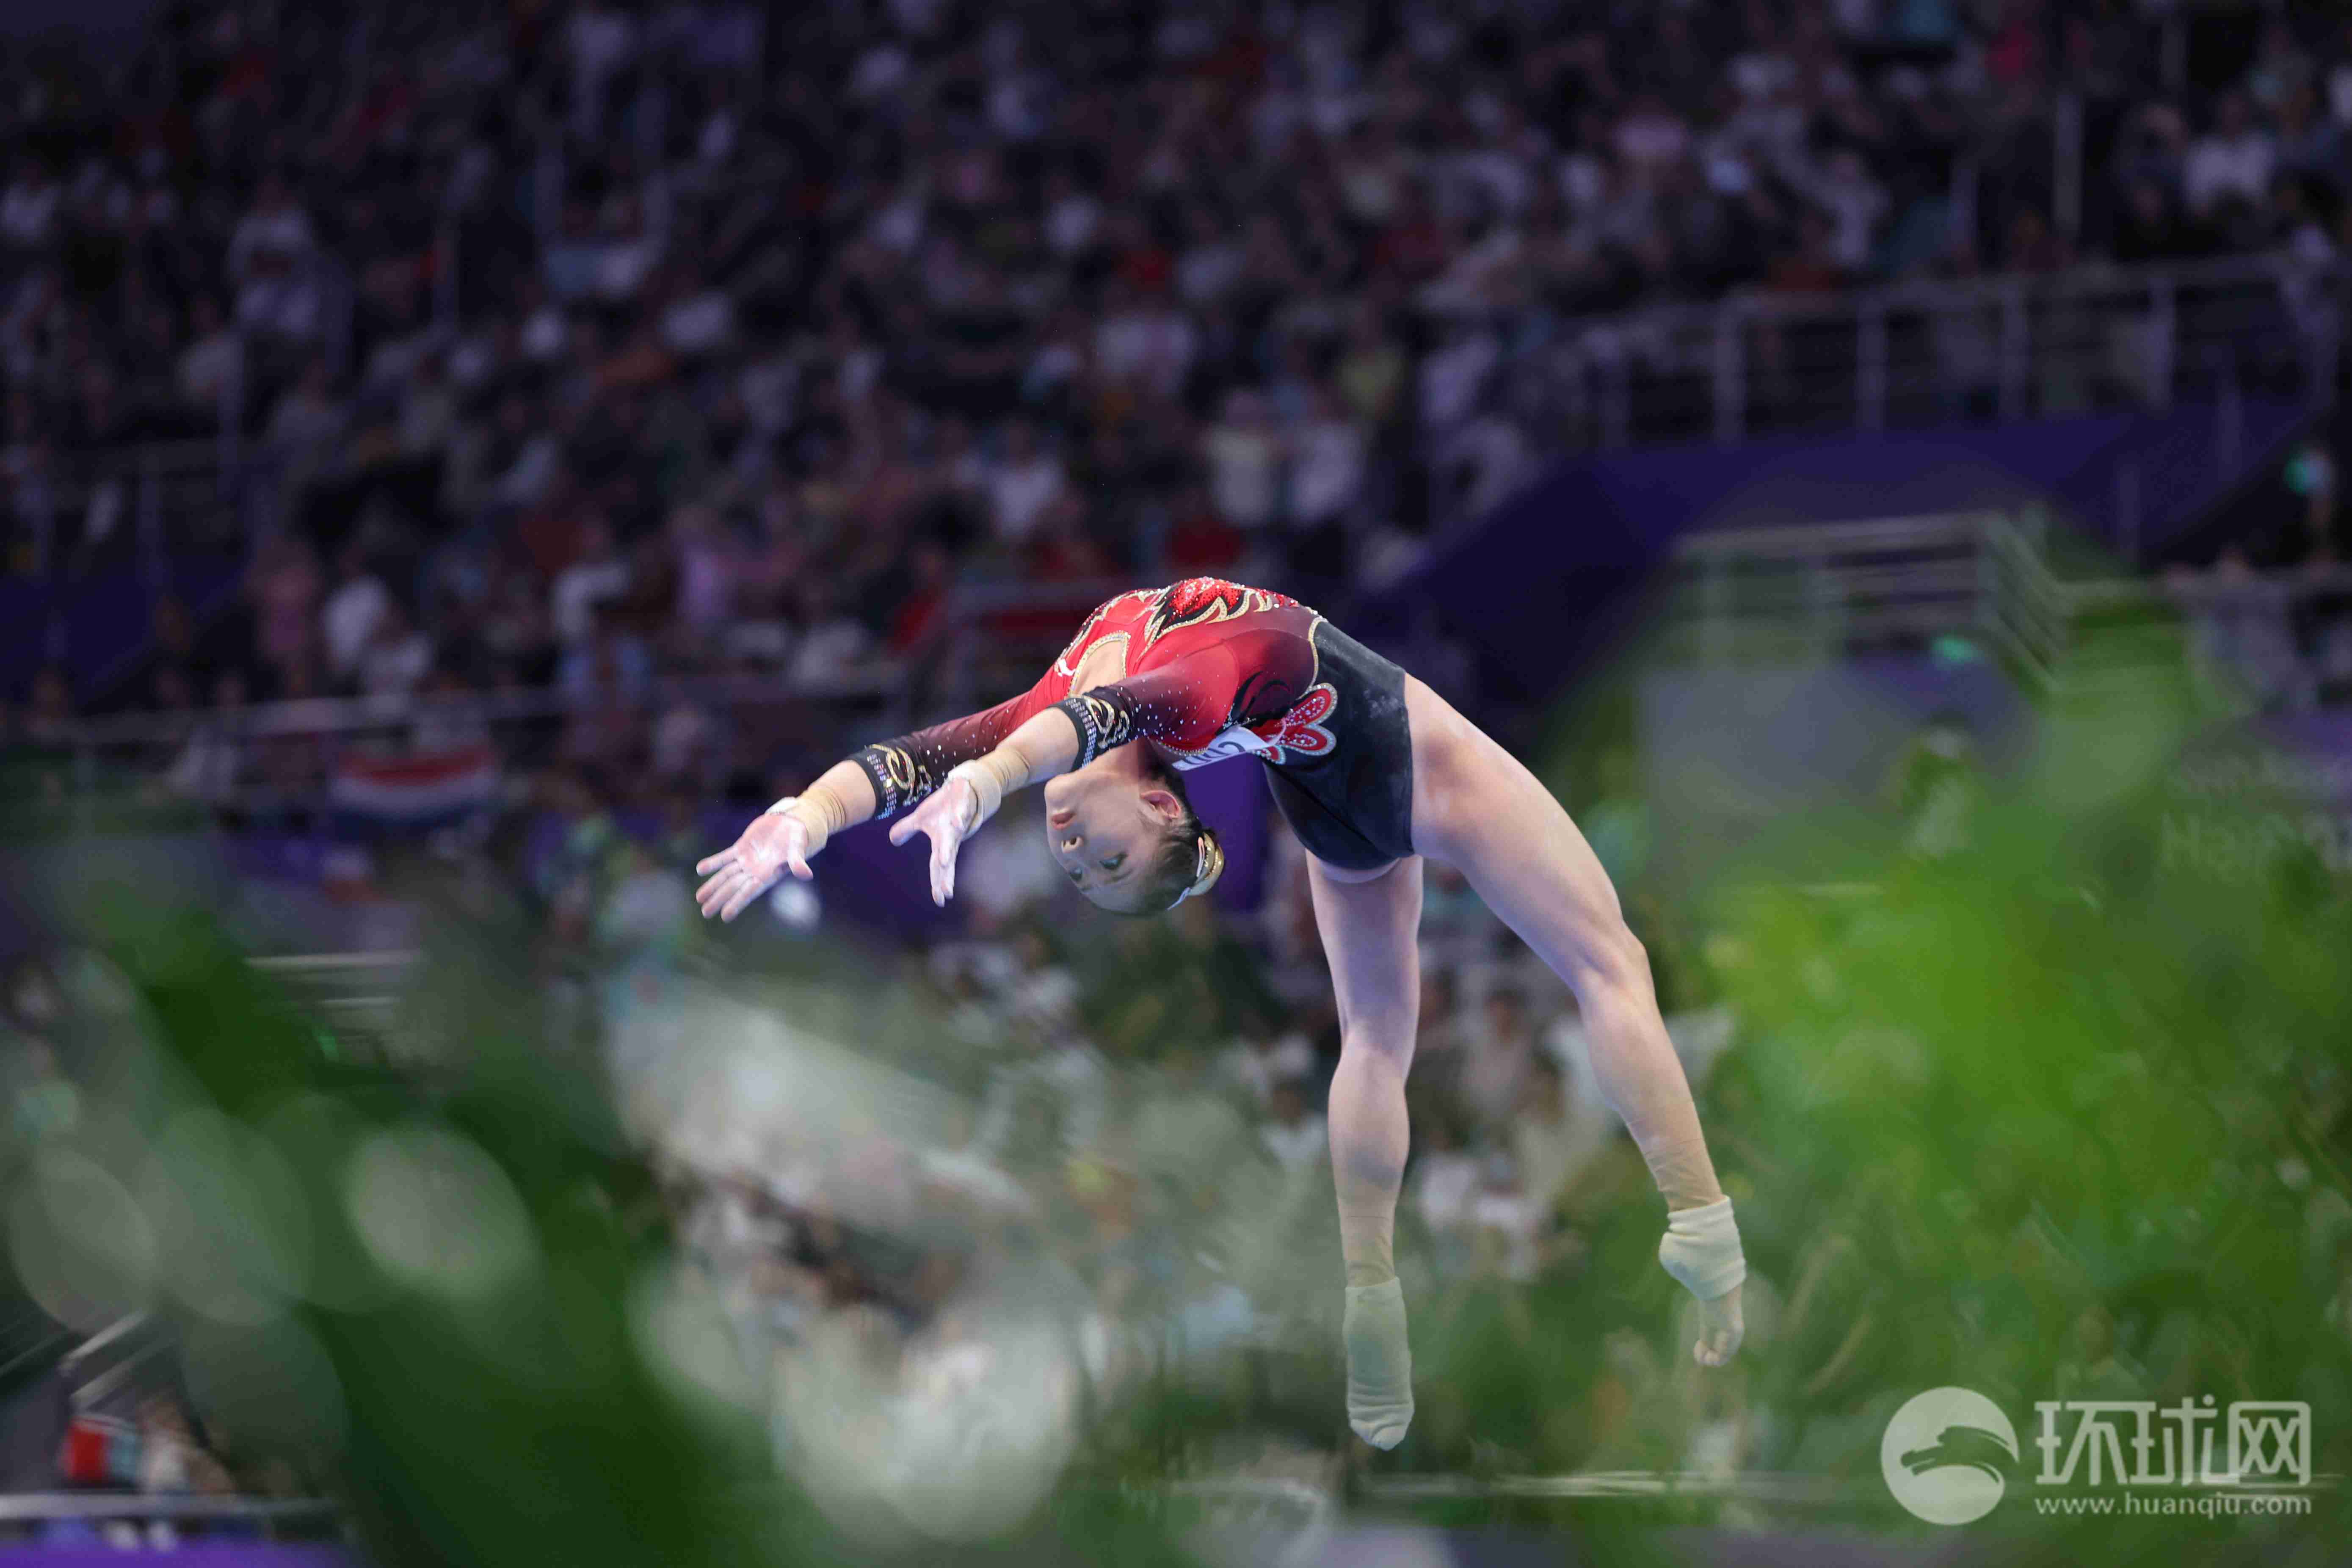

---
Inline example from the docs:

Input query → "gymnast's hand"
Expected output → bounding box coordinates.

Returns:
[890,773,983,907]
[1693,1282,1745,1368]
[696,801,824,922]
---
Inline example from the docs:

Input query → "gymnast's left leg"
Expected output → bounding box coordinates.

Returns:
[1304,852,1424,1449]
[1405,678,1745,1366]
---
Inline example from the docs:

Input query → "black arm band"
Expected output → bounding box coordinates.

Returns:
[852,742,934,819]
[1052,691,1138,768]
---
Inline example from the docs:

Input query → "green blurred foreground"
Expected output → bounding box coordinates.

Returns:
[6,638,2351,1565]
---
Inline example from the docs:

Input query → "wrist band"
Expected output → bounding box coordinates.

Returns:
[770,786,850,839]
[942,760,1003,834]
[1657,1196,1746,1301]
[1051,691,1137,768]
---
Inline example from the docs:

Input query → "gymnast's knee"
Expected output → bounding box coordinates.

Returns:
[1335,1027,1414,1082]
[1571,914,1653,1002]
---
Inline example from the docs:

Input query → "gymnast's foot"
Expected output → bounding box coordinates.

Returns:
[1343,1276,1413,1449]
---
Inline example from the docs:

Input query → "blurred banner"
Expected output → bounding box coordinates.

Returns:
[327,746,500,831]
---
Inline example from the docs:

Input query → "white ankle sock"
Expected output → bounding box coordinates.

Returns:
[1343,1277,1413,1449]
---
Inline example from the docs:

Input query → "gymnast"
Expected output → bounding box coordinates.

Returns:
[696,577,1746,1448]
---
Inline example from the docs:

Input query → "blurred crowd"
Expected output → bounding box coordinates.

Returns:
[10,0,2352,746]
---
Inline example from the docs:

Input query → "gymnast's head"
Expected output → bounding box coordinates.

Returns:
[1041,745,1223,916]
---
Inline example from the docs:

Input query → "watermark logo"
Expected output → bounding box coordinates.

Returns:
[1882,1387,2018,1524]
[1883,1389,2315,1524]
[2034,1397,2310,1488]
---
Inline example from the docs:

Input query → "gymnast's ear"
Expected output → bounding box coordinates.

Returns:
[1138,783,1186,823]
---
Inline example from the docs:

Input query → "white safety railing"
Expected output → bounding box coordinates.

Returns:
[1668,511,2352,711]
[1666,511,2065,681]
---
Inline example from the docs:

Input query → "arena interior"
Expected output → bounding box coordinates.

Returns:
[3,0,2352,1564]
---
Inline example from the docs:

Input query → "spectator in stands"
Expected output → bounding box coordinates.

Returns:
[2111,179,2193,265]
[173,297,242,427]
[1259,1078,1328,1173]
[550,517,632,651]
[355,600,433,700]
[321,542,394,682]
[2184,94,2278,222]
[980,421,1066,549]
[1204,390,1284,537]
[1408,1090,1482,1249]
[1457,984,1546,1134]
[1218,1028,1318,1111]
[1463,1149,1547,1282]
[1512,1055,1602,1217]
[245,537,323,696]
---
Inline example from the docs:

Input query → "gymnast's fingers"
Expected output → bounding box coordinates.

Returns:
[700,866,752,918]
[927,824,961,906]
[720,869,770,922]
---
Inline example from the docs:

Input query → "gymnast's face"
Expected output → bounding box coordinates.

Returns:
[1042,757,1183,913]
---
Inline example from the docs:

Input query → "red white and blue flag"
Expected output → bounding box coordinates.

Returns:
[329,745,499,826]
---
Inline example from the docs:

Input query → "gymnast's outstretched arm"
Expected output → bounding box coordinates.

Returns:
[695,701,1084,921]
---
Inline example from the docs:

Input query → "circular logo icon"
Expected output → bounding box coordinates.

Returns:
[1881,1387,2018,1524]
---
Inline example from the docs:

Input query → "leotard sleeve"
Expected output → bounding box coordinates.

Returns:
[852,682,1060,818]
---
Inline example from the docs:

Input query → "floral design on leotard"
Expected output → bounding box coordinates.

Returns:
[1245,681,1339,762]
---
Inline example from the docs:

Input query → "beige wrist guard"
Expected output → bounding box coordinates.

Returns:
[1658,1197,1746,1301]
[769,783,848,844]
[943,757,1014,832]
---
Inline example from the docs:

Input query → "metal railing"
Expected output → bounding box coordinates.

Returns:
[14,439,244,584]
[1668,510,2352,710]
[1666,511,2066,681]
[0,1493,341,1537]
[1503,252,2339,456]
[39,663,908,820]
[28,578,1133,817]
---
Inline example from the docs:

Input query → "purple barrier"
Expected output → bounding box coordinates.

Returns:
[0,554,245,705]
[1360,402,2311,709]
[1179,754,1274,912]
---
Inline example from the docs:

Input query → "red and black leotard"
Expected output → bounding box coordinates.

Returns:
[853,577,1417,870]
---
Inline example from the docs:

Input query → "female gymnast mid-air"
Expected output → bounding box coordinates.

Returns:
[695,576,1746,1448]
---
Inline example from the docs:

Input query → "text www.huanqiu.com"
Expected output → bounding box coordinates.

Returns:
[2033,1492,2312,1517]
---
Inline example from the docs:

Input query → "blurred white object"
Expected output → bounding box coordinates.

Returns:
[767,878,820,933]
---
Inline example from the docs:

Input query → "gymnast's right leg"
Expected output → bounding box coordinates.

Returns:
[1305,852,1424,1449]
